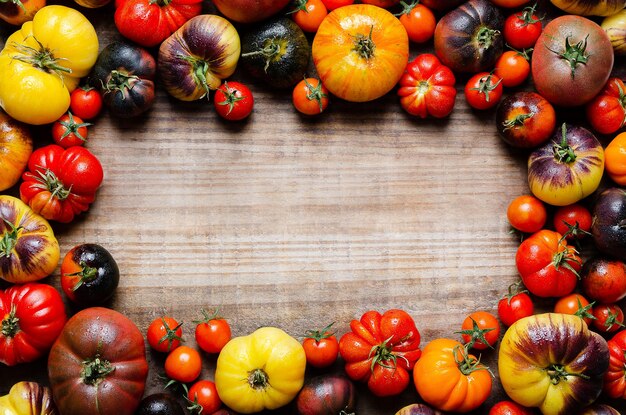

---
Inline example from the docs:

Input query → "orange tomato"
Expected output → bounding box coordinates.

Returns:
[292,78,329,115]
[0,112,32,192]
[0,0,45,25]
[494,50,530,88]
[554,293,594,326]
[291,0,328,33]
[506,195,547,233]
[165,345,202,383]
[605,132,626,186]
[398,1,436,44]
[361,0,400,7]
[312,4,409,102]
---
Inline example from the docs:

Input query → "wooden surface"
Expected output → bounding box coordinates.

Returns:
[1,1,626,414]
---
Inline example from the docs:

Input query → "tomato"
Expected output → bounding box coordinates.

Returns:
[553,204,592,241]
[496,92,556,149]
[147,316,184,353]
[0,0,45,26]
[581,257,626,304]
[339,309,421,397]
[398,1,436,44]
[604,330,626,399]
[503,4,542,50]
[397,53,457,119]
[361,0,400,7]
[586,77,626,135]
[605,132,626,186]
[165,345,202,383]
[214,82,254,121]
[464,73,503,110]
[497,284,534,327]
[532,15,614,107]
[0,283,66,366]
[0,381,56,415]
[515,230,581,298]
[48,307,149,415]
[592,304,625,333]
[554,293,594,326]
[69,86,103,120]
[321,0,353,9]
[291,0,327,33]
[296,374,356,415]
[490,0,529,7]
[312,4,409,102]
[51,112,91,148]
[60,243,120,306]
[494,50,530,88]
[211,0,290,23]
[414,339,492,412]
[292,78,329,116]
[114,0,202,47]
[592,188,626,262]
[187,380,221,414]
[137,394,185,415]
[193,309,231,354]
[20,144,104,223]
[506,195,547,233]
[489,401,534,415]
[0,111,32,192]
[459,311,500,350]
[302,322,339,368]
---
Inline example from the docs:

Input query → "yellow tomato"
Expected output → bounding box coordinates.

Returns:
[0,381,56,415]
[215,327,306,414]
[0,5,98,125]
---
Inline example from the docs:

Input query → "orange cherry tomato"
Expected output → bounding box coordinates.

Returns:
[398,1,436,44]
[292,78,330,115]
[506,195,547,233]
[291,0,328,33]
[494,50,531,88]
[165,345,202,383]
[459,311,500,350]
[554,293,595,326]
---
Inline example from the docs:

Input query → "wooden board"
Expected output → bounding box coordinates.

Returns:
[1,1,626,413]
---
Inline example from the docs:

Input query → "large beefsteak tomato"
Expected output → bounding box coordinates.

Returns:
[604,329,626,399]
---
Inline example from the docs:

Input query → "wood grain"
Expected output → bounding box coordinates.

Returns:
[1,1,625,414]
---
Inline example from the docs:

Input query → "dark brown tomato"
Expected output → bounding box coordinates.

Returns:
[592,188,626,261]
[136,394,185,415]
[296,374,356,415]
[422,0,464,10]
[496,92,556,148]
[582,257,626,304]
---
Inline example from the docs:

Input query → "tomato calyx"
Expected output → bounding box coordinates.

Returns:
[33,167,72,201]
[456,317,495,350]
[395,0,420,16]
[353,26,376,60]
[1,306,20,338]
[503,281,528,305]
[550,35,589,79]
[368,336,405,371]
[81,354,115,386]
[11,38,72,76]
[0,219,21,259]
[545,363,589,385]
[65,261,99,291]
[304,321,336,342]
[303,78,329,113]
[552,244,580,277]
[57,112,92,143]
[469,73,502,103]
[518,3,542,26]
[148,0,172,6]
[103,70,140,94]
[0,0,27,13]
[502,112,534,131]
[573,298,596,322]
[552,123,577,163]
[475,25,500,50]
[248,368,270,390]
[603,309,625,330]
[288,0,309,13]
[157,317,184,352]
[177,55,212,100]
[216,82,245,115]
[241,40,284,73]
[453,344,491,376]
[559,220,592,242]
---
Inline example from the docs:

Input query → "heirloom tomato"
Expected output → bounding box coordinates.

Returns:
[302,322,339,368]
[489,401,534,415]
[20,144,104,223]
[397,54,457,119]
[592,188,626,261]
[0,111,32,192]
[0,195,59,283]
[581,257,626,304]
[214,82,254,121]
[553,293,594,326]
[396,404,443,415]
[494,50,530,88]
[605,133,626,186]
[292,78,329,116]
[459,311,500,350]
[0,283,66,366]
[604,329,626,399]
[528,124,604,206]
[339,309,421,397]
[312,4,409,102]
[0,381,56,415]
[515,229,581,297]
[553,204,592,241]
[503,4,542,49]
[147,316,183,353]
[114,0,202,47]
[187,380,221,414]
[362,0,400,6]
[550,0,626,16]
[586,77,626,135]
[398,1,436,44]
[464,73,503,110]
[499,313,609,415]
[414,339,492,413]
[136,394,185,415]
[211,0,290,23]
[506,194,546,233]
[321,0,353,9]
[497,284,534,327]
[591,304,624,333]
[52,112,91,148]
[491,0,530,7]
[580,404,621,415]
[48,307,149,415]
[602,9,626,55]
[165,345,202,383]
[0,5,98,125]
[291,0,327,33]
[296,374,356,415]
[496,92,555,149]
[0,0,45,25]
[194,309,231,354]
[215,327,306,413]
[69,86,102,120]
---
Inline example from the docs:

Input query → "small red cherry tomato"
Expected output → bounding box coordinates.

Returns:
[52,112,92,148]
[302,322,339,368]
[70,86,103,120]
[497,284,534,327]
[187,380,222,414]
[506,195,547,233]
[592,304,625,333]
[459,311,500,350]
[553,204,592,241]
[194,309,232,354]
[503,4,543,50]
[489,400,534,415]
[465,72,503,110]
[147,316,184,353]
[214,81,254,121]
[292,78,329,115]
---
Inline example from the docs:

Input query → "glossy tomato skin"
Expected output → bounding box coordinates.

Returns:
[496,92,555,149]
[194,311,231,354]
[214,82,254,121]
[147,316,183,353]
[292,78,330,116]
[0,112,32,192]
[503,6,542,49]
[489,400,534,415]
[52,112,91,148]
[398,54,456,119]
[460,311,500,350]
[399,2,436,44]
[465,73,503,110]
[361,0,400,7]
[554,293,594,326]
[592,304,624,333]
[60,243,120,306]
[70,87,103,120]
[0,283,66,366]
[586,77,626,135]
[165,345,202,383]
[494,50,530,88]
[321,0,353,9]
[292,0,327,33]
[592,188,626,261]
[604,330,626,399]
[136,394,185,415]
[302,325,339,368]
[582,257,626,304]
[553,204,592,241]
[506,195,546,233]
[188,380,221,414]
[498,291,534,327]
[0,0,45,25]
[296,374,356,415]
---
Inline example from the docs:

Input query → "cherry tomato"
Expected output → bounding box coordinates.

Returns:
[459,311,500,350]
[187,380,222,414]
[213,82,254,121]
[398,1,436,44]
[503,4,543,50]
[165,345,202,383]
[490,0,531,8]
[592,304,625,333]
[497,284,534,327]
[464,73,503,110]
[52,112,92,148]
[489,400,534,415]
[70,86,103,120]
[291,0,328,33]
[554,293,595,326]
[292,78,329,115]
[506,195,547,233]
[553,204,592,241]
[494,50,531,88]
[361,0,400,7]
[302,322,339,368]
[194,309,231,354]
[321,0,353,9]
[147,316,184,353]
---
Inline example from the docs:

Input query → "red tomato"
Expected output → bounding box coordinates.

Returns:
[554,293,595,326]
[553,204,592,241]
[70,86,103,120]
[321,0,353,9]
[214,82,254,121]
[506,195,547,233]
[52,112,92,148]
[398,1,436,44]
[187,380,221,414]
[496,92,556,149]
[292,78,329,116]
[397,54,457,118]
[465,72,503,110]
[494,50,530,88]
[165,345,202,383]
[497,285,534,327]
[361,0,400,7]
[302,322,339,368]
[146,316,184,353]
[291,0,328,33]
[604,330,626,399]
[194,309,231,354]
[459,311,500,350]
[503,4,542,50]
[586,77,626,135]
[592,304,625,333]
[582,257,626,304]
[489,400,534,415]
[490,0,530,7]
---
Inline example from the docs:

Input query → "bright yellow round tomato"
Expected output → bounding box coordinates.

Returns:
[0,5,98,125]
[215,327,306,414]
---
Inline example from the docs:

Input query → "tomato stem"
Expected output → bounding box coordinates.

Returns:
[304,321,335,342]
[33,167,72,201]
[518,3,542,26]
[303,78,328,113]
[604,309,625,330]
[456,317,495,350]
[11,39,72,76]
[216,82,245,116]
[104,70,140,94]
[469,73,501,103]
[0,0,27,13]
[475,26,499,50]
[192,308,223,324]
[552,123,577,164]
[241,39,282,73]
[550,35,589,79]
[453,344,492,376]
[573,298,596,322]
[58,112,92,143]
[502,112,534,131]
[248,369,269,390]
[287,0,308,14]
[545,363,589,384]
[352,26,376,60]
[66,261,99,292]
[0,219,21,259]
[81,355,115,386]
[1,306,19,338]
[176,54,212,100]
[395,0,420,16]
